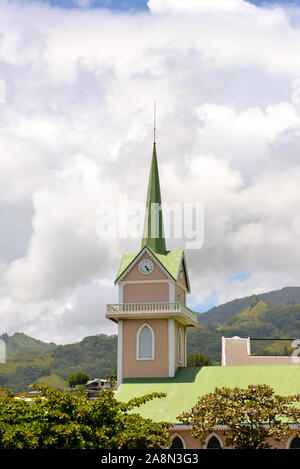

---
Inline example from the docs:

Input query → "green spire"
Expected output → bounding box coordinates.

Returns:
[141,143,166,254]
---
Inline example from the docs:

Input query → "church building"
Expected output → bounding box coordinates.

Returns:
[106,141,300,450]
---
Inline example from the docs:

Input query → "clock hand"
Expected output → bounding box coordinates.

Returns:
[145,265,150,272]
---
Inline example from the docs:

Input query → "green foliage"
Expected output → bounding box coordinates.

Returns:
[179,385,300,449]
[104,371,117,388]
[68,371,90,388]
[187,352,212,367]
[0,385,170,449]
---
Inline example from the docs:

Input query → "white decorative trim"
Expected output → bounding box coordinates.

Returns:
[177,327,183,364]
[176,280,188,293]
[117,320,123,388]
[116,247,174,284]
[221,337,226,366]
[168,318,175,377]
[169,425,192,431]
[170,433,186,449]
[204,433,224,449]
[247,337,251,356]
[169,423,299,432]
[169,282,175,302]
[118,285,123,303]
[136,323,155,360]
[121,279,169,285]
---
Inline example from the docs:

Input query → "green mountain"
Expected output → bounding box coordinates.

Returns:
[0,334,117,393]
[0,332,57,357]
[198,286,300,325]
[188,299,300,363]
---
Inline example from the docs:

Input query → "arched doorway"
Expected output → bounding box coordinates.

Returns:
[170,435,185,449]
[288,437,300,449]
[206,435,222,449]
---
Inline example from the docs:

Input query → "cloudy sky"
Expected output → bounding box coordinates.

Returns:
[1,0,300,344]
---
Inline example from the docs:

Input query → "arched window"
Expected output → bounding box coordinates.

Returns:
[136,324,154,360]
[206,435,222,449]
[170,434,185,449]
[177,327,182,364]
[288,437,300,449]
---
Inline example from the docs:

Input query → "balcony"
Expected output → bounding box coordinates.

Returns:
[106,302,198,326]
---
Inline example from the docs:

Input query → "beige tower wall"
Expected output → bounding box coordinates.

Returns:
[123,282,169,303]
[122,318,169,378]
[175,285,186,305]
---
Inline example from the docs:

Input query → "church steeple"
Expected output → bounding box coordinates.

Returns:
[141,143,166,254]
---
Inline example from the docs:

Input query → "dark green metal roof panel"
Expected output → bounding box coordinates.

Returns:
[141,144,166,255]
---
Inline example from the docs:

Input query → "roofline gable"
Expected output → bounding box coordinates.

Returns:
[115,246,176,284]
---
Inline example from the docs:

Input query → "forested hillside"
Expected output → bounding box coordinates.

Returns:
[197,286,300,325]
[0,334,117,393]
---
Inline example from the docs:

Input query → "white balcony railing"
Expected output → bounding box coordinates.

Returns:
[106,302,198,323]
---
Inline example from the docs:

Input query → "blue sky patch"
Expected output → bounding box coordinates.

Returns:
[19,0,149,10]
[11,0,300,11]
[229,271,251,284]
[188,291,219,313]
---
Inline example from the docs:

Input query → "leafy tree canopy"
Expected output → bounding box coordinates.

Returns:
[187,352,212,367]
[104,371,117,388]
[68,371,90,388]
[179,384,300,449]
[0,385,170,449]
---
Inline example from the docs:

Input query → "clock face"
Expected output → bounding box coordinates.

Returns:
[138,259,154,276]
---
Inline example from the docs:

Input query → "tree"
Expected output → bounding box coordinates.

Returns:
[187,352,212,367]
[104,371,117,388]
[68,371,89,388]
[179,384,300,449]
[0,385,170,449]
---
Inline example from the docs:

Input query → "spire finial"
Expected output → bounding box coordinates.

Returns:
[141,117,166,255]
[153,100,156,145]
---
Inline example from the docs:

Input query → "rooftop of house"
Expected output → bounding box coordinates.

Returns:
[116,365,300,424]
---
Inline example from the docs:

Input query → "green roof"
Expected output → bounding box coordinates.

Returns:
[115,247,184,284]
[141,144,166,254]
[116,366,300,424]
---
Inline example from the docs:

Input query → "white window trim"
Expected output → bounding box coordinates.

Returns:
[177,327,183,364]
[204,433,224,449]
[136,323,155,361]
[170,433,186,449]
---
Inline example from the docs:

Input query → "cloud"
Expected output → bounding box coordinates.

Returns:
[0,0,300,343]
